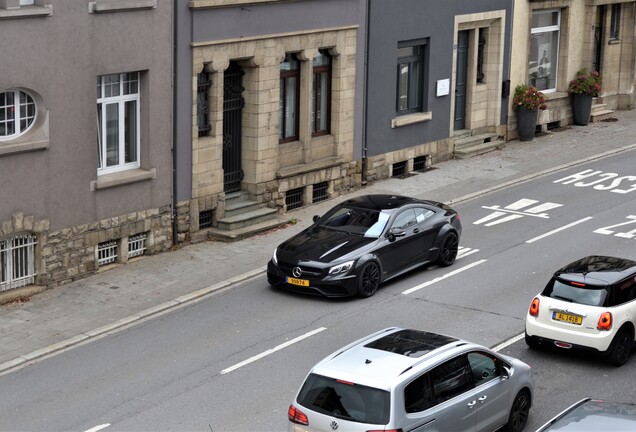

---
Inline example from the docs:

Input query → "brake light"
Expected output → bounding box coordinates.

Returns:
[288,404,309,426]
[571,281,586,287]
[529,297,540,317]
[597,312,612,331]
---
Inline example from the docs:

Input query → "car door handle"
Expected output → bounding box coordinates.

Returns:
[478,395,487,402]
[413,228,420,233]
[467,400,477,408]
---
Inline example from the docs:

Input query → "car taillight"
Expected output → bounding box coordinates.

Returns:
[288,404,309,426]
[529,297,540,317]
[597,312,612,331]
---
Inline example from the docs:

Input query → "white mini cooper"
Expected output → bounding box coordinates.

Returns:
[525,256,636,366]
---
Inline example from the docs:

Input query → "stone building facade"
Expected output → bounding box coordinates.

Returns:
[509,0,636,138]
[0,0,173,302]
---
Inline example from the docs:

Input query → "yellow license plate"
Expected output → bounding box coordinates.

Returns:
[286,277,309,287]
[553,312,583,325]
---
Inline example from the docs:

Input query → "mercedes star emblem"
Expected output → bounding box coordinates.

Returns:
[292,266,302,278]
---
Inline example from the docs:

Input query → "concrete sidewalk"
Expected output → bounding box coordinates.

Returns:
[2,110,636,374]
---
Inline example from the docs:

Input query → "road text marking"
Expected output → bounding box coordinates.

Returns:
[221,327,327,374]
[525,217,594,243]
[402,259,487,295]
[475,199,563,227]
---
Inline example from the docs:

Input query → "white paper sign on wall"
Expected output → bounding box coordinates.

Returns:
[436,79,450,97]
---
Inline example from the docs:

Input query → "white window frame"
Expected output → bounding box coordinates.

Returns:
[0,89,37,142]
[97,72,141,175]
[530,9,561,93]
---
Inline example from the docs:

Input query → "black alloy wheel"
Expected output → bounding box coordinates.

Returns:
[357,262,381,298]
[606,330,632,366]
[504,389,530,432]
[437,231,459,266]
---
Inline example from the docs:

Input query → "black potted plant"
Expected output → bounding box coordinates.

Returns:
[568,68,601,126]
[512,84,547,141]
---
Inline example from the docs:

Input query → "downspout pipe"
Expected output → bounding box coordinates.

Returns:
[171,0,178,247]
[361,0,370,185]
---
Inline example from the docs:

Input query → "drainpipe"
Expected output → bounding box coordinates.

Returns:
[171,0,178,247]
[361,0,371,185]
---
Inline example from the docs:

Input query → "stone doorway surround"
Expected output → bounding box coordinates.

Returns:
[451,11,506,138]
[189,26,358,237]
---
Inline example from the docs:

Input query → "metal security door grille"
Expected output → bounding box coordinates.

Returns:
[223,62,245,193]
[0,234,37,292]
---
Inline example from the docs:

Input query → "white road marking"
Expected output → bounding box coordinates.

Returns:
[84,424,110,432]
[525,216,594,243]
[457,247,479,259]
[221,327,327,374]
[402,259,487,295]
[475,199,563,226]
[492,333,525,352]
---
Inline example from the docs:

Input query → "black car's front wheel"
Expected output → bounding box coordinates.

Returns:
[357,262,381,298]
[437,231,459,266]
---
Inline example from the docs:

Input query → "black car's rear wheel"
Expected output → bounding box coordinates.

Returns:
[357,262,380,298]
[437,231,459,266]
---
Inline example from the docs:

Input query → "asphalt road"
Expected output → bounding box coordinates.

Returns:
[0,151,635,432]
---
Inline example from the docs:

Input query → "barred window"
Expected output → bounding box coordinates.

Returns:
[0,234,37,292]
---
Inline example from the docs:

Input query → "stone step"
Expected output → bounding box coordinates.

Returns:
[207,216,290,242]
[454,140,505,160]
[453,129,472,139]
[454,133,501,151]
[215,206,280,231]
[224,198,260,218]
[591,109,615,122]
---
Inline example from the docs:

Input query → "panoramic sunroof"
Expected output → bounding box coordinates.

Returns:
[364,330,458,358]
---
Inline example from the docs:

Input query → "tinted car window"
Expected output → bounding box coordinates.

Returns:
[543,279,608,306]
[414,208,434,223]
[611,279,636,306]
[467,352,500,387]
[430,356,474,404]
[392,209,417,230]
[297,373,390,424]
[404,373,434,413]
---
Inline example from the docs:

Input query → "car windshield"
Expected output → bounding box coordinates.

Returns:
[296,373,390,425]
[543,279,608,306]
[319,206,390,238]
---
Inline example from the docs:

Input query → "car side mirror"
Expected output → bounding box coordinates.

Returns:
[387,228,406,242]
[502,366,511,380]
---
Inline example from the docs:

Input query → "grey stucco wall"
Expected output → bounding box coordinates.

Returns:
[0,1,173,231]
[365,0,512,158]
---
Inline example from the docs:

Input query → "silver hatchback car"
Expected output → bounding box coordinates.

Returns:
[288,327,534,432]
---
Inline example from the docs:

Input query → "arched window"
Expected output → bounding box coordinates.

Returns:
[0,90,37,141]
